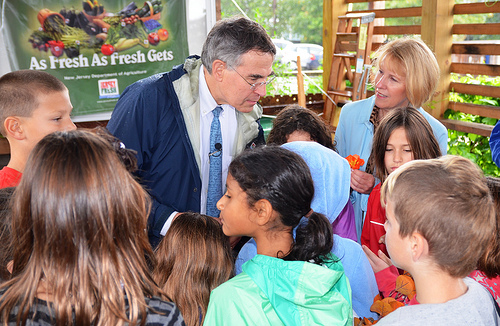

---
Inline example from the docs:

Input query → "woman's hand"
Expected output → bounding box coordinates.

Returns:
[350,169,375,194]
[362,245,393,274]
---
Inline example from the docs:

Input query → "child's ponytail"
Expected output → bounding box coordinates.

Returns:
[287,211,333,264]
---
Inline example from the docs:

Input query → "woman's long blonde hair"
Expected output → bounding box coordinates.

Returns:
[0,130,161,326]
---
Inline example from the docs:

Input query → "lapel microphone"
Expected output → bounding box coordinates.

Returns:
[209,143,222,157]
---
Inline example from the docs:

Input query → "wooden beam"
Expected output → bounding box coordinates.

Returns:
[216,0,221,21]
[350,7,421,18]
[453,23,500,35]
[440,119,493,137]
[453,2,500,15]
[453,43,500,56]
[451,63,500,76]
[450,82,500,98]
[449,102,500,120]
[422,0,453,119]
[346,0,386,3]
[371,42,383,51]
[371,25,421,35]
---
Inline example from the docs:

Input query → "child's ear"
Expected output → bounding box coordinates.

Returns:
[410,232,429,262]
[253,199,274,226]
[4,116,25,140]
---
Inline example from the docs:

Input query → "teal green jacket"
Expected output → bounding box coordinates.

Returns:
[204,254,352,325]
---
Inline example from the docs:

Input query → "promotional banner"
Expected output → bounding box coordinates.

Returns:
[0,0,188,117]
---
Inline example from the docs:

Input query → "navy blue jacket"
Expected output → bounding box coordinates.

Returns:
[108,56,264,246]
[491,120,500,167]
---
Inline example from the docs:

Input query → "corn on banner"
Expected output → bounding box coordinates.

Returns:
[0,0,188,117]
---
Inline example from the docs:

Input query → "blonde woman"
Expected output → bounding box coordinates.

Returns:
[334,38,448,240]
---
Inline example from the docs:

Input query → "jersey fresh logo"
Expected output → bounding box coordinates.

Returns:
[98,79,120,99]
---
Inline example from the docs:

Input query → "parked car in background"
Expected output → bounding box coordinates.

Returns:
[297,43,323,69]
[272,38,293,63]
[279,43,323,70]
[272,38,293,51]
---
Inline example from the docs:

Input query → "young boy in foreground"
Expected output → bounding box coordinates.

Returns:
[377,155,500,325]
[0,70,76,188]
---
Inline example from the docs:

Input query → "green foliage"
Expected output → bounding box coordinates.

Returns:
[266,60,323,96]
[266,60,295,96]
[221,0,323,44]
[447,74,500,176]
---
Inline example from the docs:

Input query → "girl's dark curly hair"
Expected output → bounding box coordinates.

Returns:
[267,104,336,151]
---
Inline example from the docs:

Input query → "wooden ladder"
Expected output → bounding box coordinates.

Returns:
[323,12,375,127]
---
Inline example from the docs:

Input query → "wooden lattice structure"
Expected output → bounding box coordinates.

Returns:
[323,0,500,135]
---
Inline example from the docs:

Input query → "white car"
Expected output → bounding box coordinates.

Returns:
[280,43,323,70]
[272,38,293,62]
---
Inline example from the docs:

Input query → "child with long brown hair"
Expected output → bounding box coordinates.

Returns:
[469,176,500,307]
[0,187,14,282]
[361,107,441,256]
[0,130,185,326]
[153,212,234,326]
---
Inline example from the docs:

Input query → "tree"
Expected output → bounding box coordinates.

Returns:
[221,0,323,45]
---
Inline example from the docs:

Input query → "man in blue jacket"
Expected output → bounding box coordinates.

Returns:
[107,17,275,246]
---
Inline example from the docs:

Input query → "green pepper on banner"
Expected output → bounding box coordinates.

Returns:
[0,0,188,117]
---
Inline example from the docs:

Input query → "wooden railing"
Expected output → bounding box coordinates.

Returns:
[323,0,500,137]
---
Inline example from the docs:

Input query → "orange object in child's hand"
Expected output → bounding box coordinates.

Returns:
[346,154,365,170]
[395,274,416,299]
[371,297,404,318]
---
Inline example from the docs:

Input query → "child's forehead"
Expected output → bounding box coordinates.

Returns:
[33,90,72,111]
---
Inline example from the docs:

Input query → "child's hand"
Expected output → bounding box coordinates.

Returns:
[350,169,375,194]
[362,245,393,273]
[379,234,386,244]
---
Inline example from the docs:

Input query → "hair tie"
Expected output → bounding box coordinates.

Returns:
[305,209,314,218]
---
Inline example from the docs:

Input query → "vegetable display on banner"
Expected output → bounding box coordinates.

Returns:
[1,0,188,117]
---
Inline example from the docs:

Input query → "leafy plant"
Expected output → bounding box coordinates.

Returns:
[221,0,323,44]
[266,60,323,96]
[446,74,500,176]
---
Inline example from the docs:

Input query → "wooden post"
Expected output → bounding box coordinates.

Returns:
[368,1,385,43]
[297,56,306,107]
[216,0,221,21]
[323,0,348,95]
[421,0,453,119]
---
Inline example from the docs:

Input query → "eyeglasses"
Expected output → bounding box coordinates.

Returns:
[228,65,276,91]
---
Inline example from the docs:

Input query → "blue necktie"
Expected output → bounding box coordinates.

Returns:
[206,106,223,217]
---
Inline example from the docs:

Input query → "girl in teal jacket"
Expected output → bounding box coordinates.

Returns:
[204,146,353,325]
